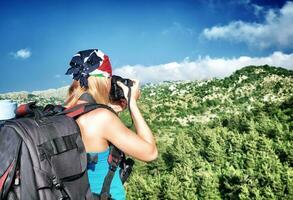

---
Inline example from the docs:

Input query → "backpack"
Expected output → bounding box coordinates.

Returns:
[0,101,134,200]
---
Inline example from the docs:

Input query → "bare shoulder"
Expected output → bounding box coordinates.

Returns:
[78,107,117,127]
[76,107,118,151]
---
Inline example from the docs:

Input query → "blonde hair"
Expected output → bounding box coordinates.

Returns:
[65,76,110,107]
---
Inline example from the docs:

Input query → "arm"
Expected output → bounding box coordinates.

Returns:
[103,109,158,162]
[128,101,156,147]
[104,79,158,162]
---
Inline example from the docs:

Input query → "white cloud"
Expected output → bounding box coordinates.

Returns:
[113,51,293,83]
[202,1,293,49]
[11,48,31,59]
[54,74,61,78]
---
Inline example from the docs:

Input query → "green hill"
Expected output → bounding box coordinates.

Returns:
[1,65,293,199]
[125,65,293,200]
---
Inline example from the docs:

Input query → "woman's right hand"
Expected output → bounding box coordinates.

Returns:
[117,79,141,105]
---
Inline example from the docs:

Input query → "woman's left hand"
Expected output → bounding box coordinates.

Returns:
[108,99,127,113]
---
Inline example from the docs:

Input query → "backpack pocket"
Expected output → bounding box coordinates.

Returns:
[38,133,87,179]
[51,148,84,179]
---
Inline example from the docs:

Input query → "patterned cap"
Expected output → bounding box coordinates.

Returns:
[66,49,112,87]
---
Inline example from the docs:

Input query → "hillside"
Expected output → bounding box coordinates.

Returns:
[126,65,293,200]
[1,65,293,199]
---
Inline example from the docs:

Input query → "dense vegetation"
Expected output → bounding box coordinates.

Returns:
[1,65,293,199]
[124,65,293,200]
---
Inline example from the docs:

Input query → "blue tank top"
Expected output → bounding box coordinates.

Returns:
[87,148,126,200]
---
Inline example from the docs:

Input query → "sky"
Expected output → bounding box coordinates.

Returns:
[0,0,292,93]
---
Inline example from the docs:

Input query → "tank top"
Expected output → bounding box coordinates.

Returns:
[87,148,126,200]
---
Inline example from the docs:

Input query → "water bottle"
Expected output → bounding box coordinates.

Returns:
[0,100,17,125]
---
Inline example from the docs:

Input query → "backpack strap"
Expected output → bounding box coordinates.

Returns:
[99,145,123,200]
[0,127,22,199]
[0,160,16,198]
[63,103,117,119]
[79,93,96,103]
[63,92,117,118]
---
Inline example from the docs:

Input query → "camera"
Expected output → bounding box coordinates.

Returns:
[120,158,134,184]
[110,75,133,101]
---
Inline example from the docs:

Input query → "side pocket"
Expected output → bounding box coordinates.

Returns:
[51,148,83,179]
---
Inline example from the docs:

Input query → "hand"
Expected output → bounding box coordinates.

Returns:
[108,99,127,113]
[117,79,141,104]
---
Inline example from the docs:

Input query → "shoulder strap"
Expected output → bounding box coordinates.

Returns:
[99,145,123,200]
[79,93,96,103]
[63,93,117,119]
[0,124,22,199]
[63,103,117,119]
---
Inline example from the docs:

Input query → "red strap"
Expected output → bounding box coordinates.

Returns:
[107,146,121,166]
[0,160,15,192]
[64,103,116,119]
[108,154,113,164]
[65,105,86,118]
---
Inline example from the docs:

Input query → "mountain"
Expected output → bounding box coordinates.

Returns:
[1,65,293,199]
[125,65,293,200]
[0,86,68,106]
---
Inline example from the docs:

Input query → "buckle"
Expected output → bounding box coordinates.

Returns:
[52,176,63,190]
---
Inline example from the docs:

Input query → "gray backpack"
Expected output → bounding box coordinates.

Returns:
[0,102,133,200]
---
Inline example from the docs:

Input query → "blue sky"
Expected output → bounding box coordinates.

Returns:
[0,0,292,93]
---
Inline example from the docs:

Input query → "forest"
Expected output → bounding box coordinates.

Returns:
[123,65,293,200]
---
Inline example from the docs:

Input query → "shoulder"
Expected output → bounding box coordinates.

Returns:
[79,107,117,124]
[77,107,118,131]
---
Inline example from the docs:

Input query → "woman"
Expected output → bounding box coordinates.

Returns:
[65,49,158,200]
